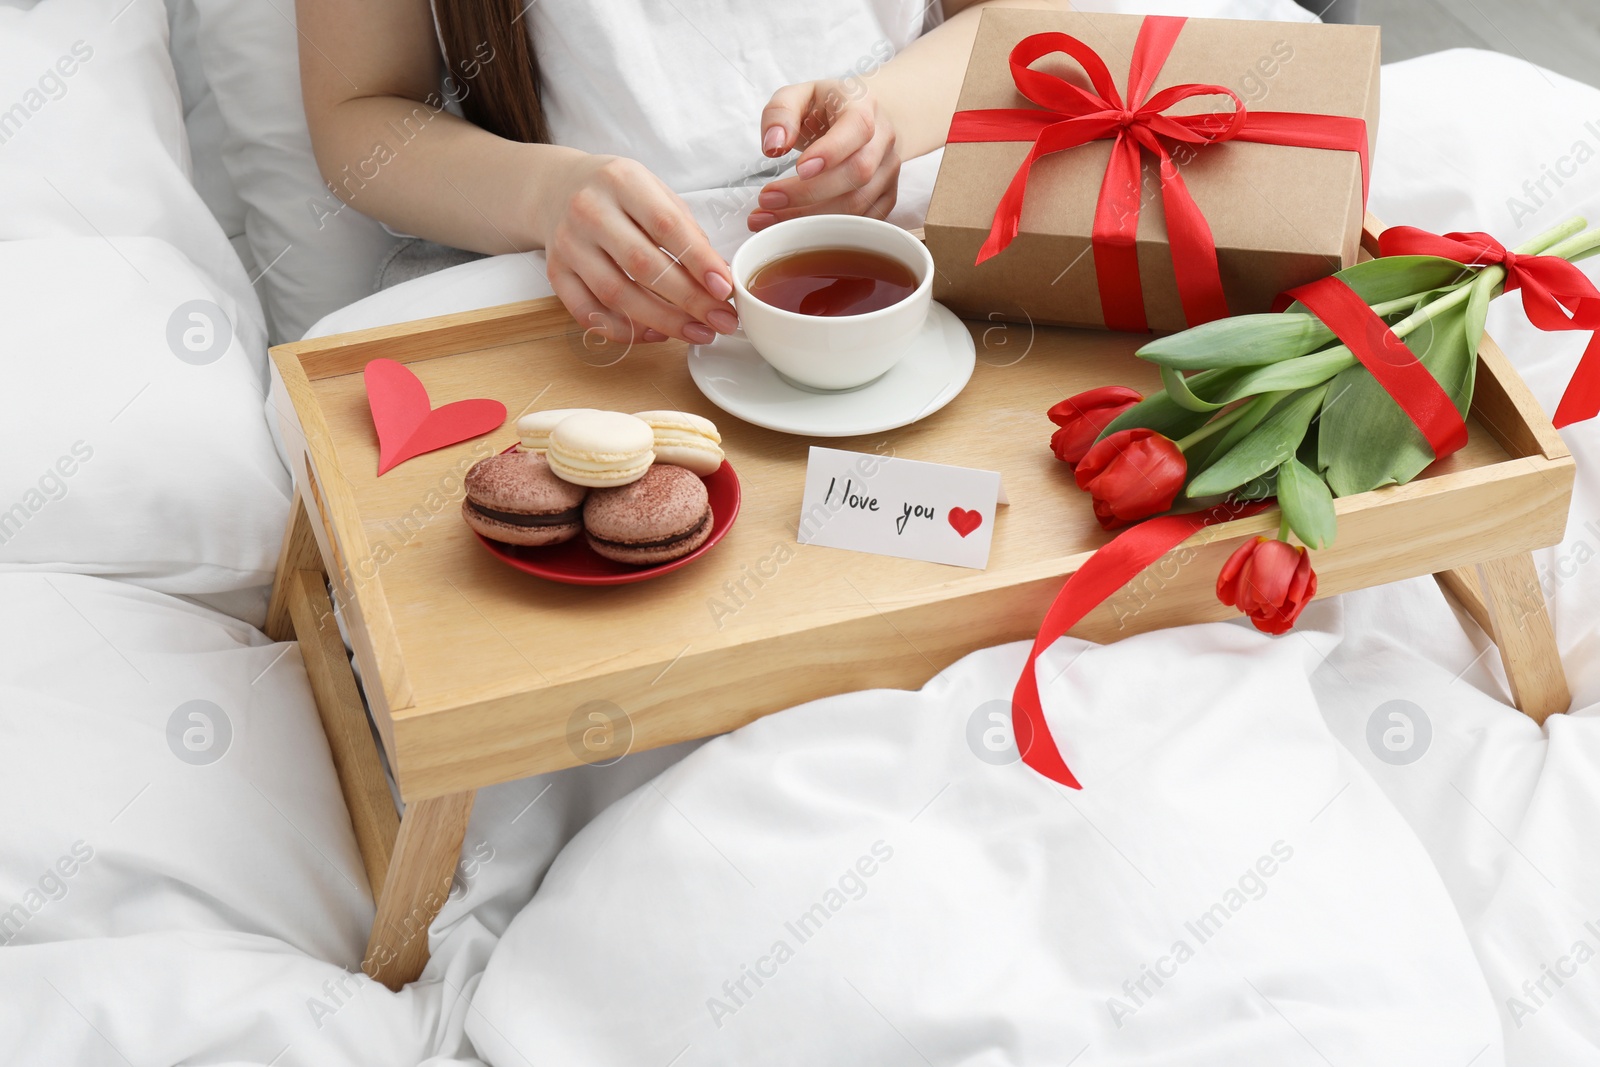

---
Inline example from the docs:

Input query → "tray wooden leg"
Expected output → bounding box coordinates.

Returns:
[266,490,322,642]
[286,569,400,898]
[363,791,475,991]
[269,488,474,989]
[1435,552,1570,724]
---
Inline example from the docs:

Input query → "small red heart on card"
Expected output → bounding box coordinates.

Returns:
[364,358,506,476]
[948,507,983,538]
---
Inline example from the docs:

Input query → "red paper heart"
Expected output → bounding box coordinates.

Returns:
[364,359,506,476]
[948,507,983,538]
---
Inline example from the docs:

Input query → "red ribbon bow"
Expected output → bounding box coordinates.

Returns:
[1378,227,1600,428]
[1278,225,1600,462]
[948,16,1370,333]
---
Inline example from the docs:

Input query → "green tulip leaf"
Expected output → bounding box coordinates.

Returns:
[1316,301,1476,496]
[1276,457,1337,549]
[1215,346,1355,404]
[1235,468,1279,501]
[1161,364,1235,412]
[1097,367,1247,443]
[1281,256,1478,312]
[1464,267,1494,361]
[1182,392,1282,473]
[1141,257,1479,374]
[1137,313,1334,370]
[1187,385,1328,498]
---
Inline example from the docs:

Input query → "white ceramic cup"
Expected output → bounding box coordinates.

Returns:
[731,215,934,392]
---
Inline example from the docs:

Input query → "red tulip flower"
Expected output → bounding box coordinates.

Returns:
[1048,386,1143,467]
[1216,537,1319,635]
[1074,428,1187,529]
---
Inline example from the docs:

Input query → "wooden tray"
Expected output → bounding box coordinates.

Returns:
[268,234,1572,806]
[265,221,1574,989]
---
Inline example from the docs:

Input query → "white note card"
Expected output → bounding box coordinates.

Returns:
[795,447,1005,569]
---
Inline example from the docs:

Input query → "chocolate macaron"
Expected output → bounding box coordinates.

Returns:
[462,451,588,546]
[583,464,712,565]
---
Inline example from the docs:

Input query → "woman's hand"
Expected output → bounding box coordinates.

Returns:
[752,79,901,230]
[540,154,738,345]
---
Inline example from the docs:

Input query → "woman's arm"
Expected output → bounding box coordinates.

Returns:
[868,0,1071,160]
[296,0,735,344]
[298,0,564,255]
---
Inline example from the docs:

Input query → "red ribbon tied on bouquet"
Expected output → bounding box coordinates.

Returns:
[947,16,1370,333]
[1378,227,1600,428]
[1012,501,1269,789]
[1279,225,1600,464]
[1281,275,1472,461]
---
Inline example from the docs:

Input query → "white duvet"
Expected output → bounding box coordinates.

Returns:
[5,0,1600,1064]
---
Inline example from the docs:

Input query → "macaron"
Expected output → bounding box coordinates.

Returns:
[583,464,713,565]
[632,410,725,476]
[546,410,655,488]
[461,451,588,546]
[516,408,599,453]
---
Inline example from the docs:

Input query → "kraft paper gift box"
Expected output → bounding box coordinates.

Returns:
[923,10,1381,332]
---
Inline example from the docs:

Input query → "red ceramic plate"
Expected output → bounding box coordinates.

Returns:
[472,460,741,586]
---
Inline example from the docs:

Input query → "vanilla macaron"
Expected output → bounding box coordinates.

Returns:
[546,410,655,488]
[516,408,598,453]
[632,410,725,476]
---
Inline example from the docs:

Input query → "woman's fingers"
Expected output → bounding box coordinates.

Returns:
[792,105,875,183]
[548,263,643,345]
[567,243,717,346]
[597,189,737,333]
[599,227,738,336]
[757,112,888,214]
[865,185,897,221]
[545,155,731,347]
[611,170,737,313]
[751,143,899,228]
[759,81,820,157]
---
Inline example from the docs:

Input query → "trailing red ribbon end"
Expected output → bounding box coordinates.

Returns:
[1012,501,1269,789]
[1283,276,1470,461]
[1376,227,1600,428]
[947,16,1369,332]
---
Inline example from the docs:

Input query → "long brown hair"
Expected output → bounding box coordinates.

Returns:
[435,0,550,144]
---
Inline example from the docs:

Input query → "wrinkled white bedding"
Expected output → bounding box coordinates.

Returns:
[4,0,1600,1061]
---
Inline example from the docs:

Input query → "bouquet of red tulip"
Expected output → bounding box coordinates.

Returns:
[1048,216,1600,635]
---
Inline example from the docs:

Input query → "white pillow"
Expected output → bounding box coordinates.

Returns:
[188,0,401,342]
[0,237,289,600]
[165,0,259,279]
[0,573,369,964]
[470,632,1499,1066]
[0,0,259,331]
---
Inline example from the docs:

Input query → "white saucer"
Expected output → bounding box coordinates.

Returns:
[687,301,976,437]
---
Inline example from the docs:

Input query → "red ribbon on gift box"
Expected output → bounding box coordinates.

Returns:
[947,16,1370,333]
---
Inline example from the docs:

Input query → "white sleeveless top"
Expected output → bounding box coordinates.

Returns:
[526,1,937,194]
[405,1,943,256]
